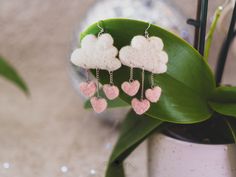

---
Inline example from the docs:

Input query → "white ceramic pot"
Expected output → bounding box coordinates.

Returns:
[148,133,236,177]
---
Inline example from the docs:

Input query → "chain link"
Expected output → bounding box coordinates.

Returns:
[96,68,100,97]
[151,72,154,88]
[129,67,134,82]
[109,71,114,85]
[86,69,89,82]
[141,68,145,100]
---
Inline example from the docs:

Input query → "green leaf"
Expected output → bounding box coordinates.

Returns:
[109,111,163,163]
[105,163,125,177]
[105,111,164,177]
[204,6,223,60]
[210,103,236,117]
[0,56,28,94]
[209,86,236,117]
[81,18,215,124]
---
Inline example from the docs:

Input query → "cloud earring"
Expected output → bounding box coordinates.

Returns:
[119,22,168,115]
[70,21,121,113]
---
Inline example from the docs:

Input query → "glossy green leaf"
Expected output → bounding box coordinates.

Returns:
[81,18,215,123]
[105,111,164,177]
[209,86,236,117]
[0,56,28,94]
[109,111,163,163]
[105,163,125,177]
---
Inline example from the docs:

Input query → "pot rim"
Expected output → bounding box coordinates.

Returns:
[157,133,235,147]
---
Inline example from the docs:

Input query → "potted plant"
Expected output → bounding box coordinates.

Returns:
[76,1,236,176]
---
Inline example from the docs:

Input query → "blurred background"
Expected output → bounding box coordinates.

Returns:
[0,0,235,177]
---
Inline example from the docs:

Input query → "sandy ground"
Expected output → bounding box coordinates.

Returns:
[0,0,235,177]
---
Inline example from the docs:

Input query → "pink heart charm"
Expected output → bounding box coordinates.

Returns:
[131,98,150,115]
[145,86,162,103]
[121,80,140,96]
[103,84,119,100]
[79,81,96,97]
[90,97,107,113]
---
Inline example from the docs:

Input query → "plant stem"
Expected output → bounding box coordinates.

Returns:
[199,0,208,56]
[186,0,208,55]
[215,1,236,85]
[194,0,202,49]
[204,6,223,60]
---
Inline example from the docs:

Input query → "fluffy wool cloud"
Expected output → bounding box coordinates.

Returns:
[71,33,121,71]
[119,35,168,73]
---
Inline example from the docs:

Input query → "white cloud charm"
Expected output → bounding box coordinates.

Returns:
[119,35,168,73]
[71,33,121,71]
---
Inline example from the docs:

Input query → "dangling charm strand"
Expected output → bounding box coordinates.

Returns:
[151,72,154,88]
[129,67,134,82]
[103,71,120,100]
[140,67,145,100]
[121,66,140,97]
[90,68,108,113]
[145,71,162,103]
[109,71,114,85]
[131,67,150,115]
[78,68,96,98]
[96,68,100,97]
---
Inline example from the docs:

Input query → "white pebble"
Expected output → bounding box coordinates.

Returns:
[3,162,10,169]
[90,169,96,175]
[60,166,68,173]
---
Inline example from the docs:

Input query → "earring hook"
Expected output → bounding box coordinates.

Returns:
[97,21,104,37]
[145,22,151,38]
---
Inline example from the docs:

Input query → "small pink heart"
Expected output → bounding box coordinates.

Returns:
[79,81,96,97]
[131,98,150,115]
[103,84,119,100]
[90,97,107,113]
[121,80,140,96]
[145,86,162,103]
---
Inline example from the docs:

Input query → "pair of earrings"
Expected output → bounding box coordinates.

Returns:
[71,22,168,115]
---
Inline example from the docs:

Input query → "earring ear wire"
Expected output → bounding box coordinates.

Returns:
[145,22,151,38]
[97,21,104,37]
